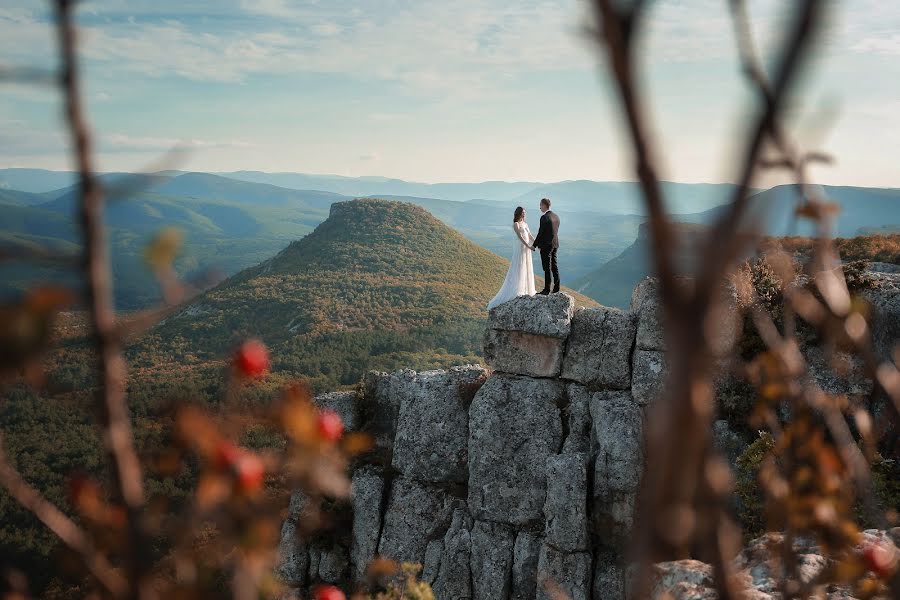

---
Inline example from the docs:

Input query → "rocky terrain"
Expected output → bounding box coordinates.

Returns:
[274,274,899,599]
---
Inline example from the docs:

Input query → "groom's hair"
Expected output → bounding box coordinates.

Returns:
[540,198,551,208]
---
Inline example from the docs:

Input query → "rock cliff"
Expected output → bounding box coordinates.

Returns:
[274,276,899,599]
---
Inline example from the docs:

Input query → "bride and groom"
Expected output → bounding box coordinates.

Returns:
[487,197,560,310]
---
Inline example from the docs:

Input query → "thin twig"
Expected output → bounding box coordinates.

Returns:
[53,2,150,598]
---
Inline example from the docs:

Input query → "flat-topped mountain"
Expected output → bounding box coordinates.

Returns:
[147,198,597,389]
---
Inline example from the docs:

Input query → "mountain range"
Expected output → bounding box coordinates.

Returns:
[0,168,898,311]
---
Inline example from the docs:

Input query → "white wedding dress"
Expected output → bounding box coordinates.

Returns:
[487,221,536,310]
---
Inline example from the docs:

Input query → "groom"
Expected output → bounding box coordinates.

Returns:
[532,197,560,295]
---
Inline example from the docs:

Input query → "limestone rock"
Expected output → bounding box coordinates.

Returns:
[378,477,455,564]
[314,391,361,432]
[651,560,717,600]
[361,369,408,458]
[631,277,665,351]
[468,376,564,526]
[591,391,643,543]
[471,520,515,600]
[561,384,592,455]
[392,365,488,483]
[512,531,542,600]
[274,519,308,587]
[561,307,636,389]
[544,453,589,552]
[350,469,385,581]
[422,539,444,585]
[536,545,591,600]
[488,293,575,338]
[433,509,474,600]
[631,350,667,406]
[484,328,567,378]
[862,277,900,362]
[593,552,626,600]
[805,346,873,398]
[317,544,349,583]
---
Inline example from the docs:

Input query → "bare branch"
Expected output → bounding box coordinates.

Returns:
[53,2,151,598]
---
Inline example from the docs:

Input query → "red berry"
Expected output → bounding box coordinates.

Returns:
[317,410,344,442]
[862,541,896,578]
[233,339,269,378]
[313,585,346,600]
[213,440,241,470]
[234,451,265,494]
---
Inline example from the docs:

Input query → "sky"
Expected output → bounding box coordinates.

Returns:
[0,1,898,187]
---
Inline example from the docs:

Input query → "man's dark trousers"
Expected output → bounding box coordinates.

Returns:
[540,247,559,293]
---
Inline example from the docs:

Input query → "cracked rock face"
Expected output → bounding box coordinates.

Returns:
[349,469,384,581]
[392,365,488,483]
[432,509,474,600]
[536,544,592,600]
[377,477,456,564]
[544,453,590,552]
[631,349,667,406]
[468,375,564,526]
[561,307,636,389]
[591,391,643,544]
[631,277,666,351]
[471,521,515,600]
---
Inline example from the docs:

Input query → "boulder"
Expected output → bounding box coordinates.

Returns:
[350,469,385,581]
[377,477,456,564]
[484,294,575,378]
[561,384,592,455]
[804,346,873,398]
[433,509,474,600]
[591,391,643,543]
[392,366,488,483]
[544,453,589,552]
[468,376,564,525]
[631,350,667,406]
[561,307,636,389]
[471,520,515,600]
[484,329,567,378]
[511,531,542,600]
[861,275,900,362]
[488,293,575,338]
[274,519,308,587]
[314,391,361,432]
[631,277,665,351]
[536,545,592,600]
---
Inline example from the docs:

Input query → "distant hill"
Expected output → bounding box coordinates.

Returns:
[697,184,900,238]
[572,222,711,308]
[145,198,598,390]
[0,168,78,193]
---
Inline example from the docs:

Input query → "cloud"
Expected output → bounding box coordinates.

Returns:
[357,153,379,162]
[103,133,255,151]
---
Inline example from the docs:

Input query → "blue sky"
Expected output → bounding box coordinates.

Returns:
[1,1,898,187]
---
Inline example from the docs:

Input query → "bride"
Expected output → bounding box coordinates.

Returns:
[488,206,536,310]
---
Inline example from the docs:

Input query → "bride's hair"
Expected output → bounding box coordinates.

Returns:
[513,206,525,223]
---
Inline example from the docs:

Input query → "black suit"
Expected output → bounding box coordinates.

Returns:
[533,210,560,293]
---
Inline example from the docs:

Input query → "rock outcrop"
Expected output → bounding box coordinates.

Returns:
[274,276,900,599]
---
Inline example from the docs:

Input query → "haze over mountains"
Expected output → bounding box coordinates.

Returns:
[0,168,898,309]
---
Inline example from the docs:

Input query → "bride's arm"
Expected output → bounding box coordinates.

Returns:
[513,224,531,248]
